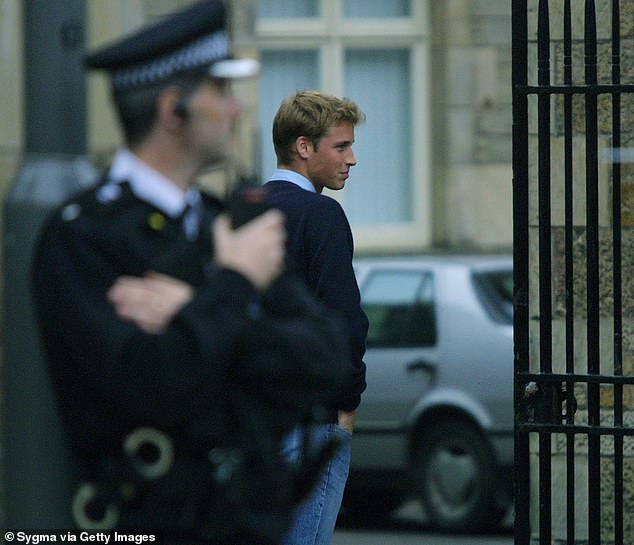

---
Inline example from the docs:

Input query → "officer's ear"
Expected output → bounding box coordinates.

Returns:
[173,96,189,119]
[158,87,188,129]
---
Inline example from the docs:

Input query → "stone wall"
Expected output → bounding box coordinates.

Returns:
[430,0,513,249]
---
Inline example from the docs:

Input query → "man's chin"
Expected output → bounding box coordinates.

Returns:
[327,181,346,191]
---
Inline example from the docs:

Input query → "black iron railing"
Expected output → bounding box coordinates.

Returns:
[513,1,632,544]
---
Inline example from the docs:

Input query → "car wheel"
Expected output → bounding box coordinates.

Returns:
[412,420,504,532]
[342,487,403,522]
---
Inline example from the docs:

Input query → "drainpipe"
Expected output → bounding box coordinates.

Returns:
[3,0,97,528]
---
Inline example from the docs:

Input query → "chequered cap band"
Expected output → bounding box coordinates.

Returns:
[110,30,230,90]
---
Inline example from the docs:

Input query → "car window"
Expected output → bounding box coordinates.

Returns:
[360,269,436,347]
[471,268,513,324]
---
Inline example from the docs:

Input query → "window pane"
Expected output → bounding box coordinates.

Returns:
[258,50,319,180]
[343,0,411,18]
[344,49,412,225]
[361,270,436,347]
[257,0,318,18]
[362,270,427,304]
[472,270,514,324]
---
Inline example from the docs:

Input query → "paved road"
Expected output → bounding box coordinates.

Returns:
[332,501,514,545]
[333,529,513,545]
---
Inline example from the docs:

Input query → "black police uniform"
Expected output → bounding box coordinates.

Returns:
[32,173,347,544]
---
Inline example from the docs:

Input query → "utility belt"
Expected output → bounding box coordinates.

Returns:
[73,427,246,533]
[72,425,340,543]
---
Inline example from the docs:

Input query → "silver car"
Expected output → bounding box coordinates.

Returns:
[344,254,513,532]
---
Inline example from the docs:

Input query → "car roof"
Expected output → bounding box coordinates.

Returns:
[353,253,512,273]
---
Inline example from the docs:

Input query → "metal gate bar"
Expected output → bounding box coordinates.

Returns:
[513,0,633,544]
[609,2,624,544]
[583,3,602,544]
[511,0,530,542]
[537,1,553,542]
[563,2,576,542]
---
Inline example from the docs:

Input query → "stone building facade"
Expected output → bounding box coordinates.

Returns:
[0,0,514,253]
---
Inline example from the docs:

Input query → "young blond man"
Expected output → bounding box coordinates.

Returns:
[264,91,369,545]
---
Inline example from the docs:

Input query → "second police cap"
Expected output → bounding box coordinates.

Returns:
[84,0,259,91]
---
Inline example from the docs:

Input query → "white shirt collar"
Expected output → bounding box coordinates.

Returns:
[268,169,316,193]
[108,148,200,217]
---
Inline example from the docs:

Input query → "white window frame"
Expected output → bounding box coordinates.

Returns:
[256,0,431,252]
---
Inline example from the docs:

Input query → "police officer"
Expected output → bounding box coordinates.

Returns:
[31,1,347,543]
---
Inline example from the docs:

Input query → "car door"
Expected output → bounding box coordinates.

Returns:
[352,266,443,469]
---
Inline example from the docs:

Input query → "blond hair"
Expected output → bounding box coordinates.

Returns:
[272,90,365,165]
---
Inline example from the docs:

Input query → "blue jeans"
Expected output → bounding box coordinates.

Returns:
[281,423,352,545]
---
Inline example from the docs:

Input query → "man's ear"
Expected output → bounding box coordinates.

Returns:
[295,136,312,160]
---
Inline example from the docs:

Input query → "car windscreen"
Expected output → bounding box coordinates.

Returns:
[471,268,513,325]
[360,268,437,348]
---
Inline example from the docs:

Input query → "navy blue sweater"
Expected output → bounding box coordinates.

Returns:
[264,180,368,413]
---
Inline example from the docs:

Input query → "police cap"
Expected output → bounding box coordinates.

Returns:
[84,0,259,91]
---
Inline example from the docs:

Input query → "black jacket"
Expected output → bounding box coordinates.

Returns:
[31,180,348,544]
